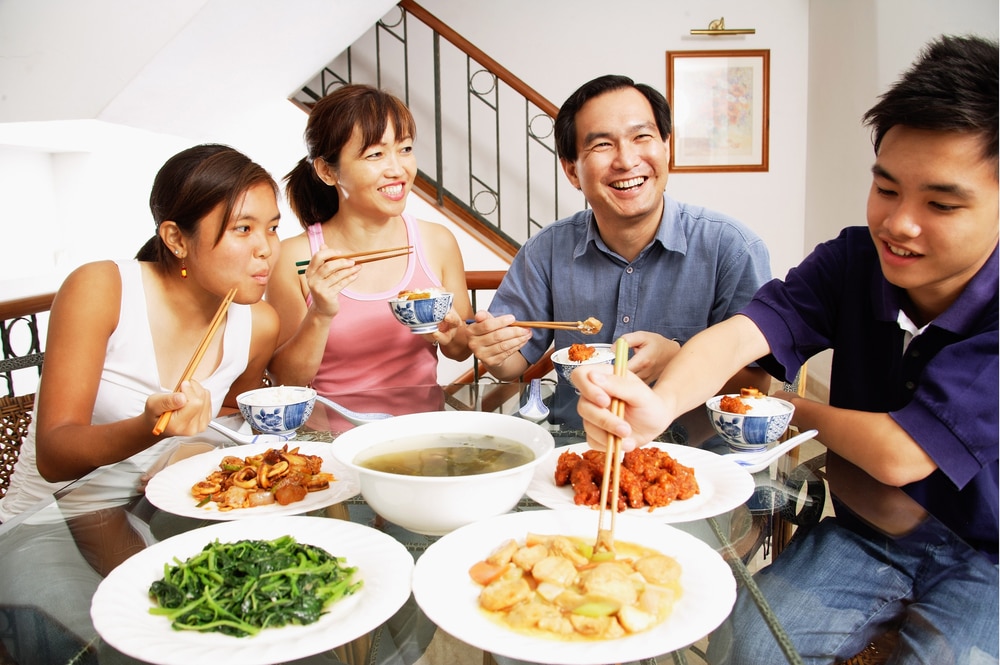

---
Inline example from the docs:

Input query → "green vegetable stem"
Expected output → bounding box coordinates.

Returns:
[148,535,362,637]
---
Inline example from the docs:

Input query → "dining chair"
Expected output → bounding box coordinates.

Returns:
[0,393,34,498]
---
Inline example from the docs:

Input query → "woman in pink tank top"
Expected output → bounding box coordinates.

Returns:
[266,84,473,394]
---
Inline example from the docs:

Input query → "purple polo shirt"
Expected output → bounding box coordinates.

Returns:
[743,226,999,558]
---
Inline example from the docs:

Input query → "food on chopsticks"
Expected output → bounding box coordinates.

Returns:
[148,535,361,637]
[568,343,597,362]
[555,447,699,512]
[468,533,681,640]
[190,444,334,510]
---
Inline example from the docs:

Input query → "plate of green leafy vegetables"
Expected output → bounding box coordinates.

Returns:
[90,516,413,665]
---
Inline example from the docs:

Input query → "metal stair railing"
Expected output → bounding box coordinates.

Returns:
[289,0,586,257]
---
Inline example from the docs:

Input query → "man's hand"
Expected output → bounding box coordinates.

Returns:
[466,312,532,380]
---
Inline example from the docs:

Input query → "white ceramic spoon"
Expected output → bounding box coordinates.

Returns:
[722,429,819,473]
[207,420,297,446]
[314,395,393,426]
[517,379,549,422]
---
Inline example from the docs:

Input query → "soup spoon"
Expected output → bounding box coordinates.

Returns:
[207,420,297,446]
[517,379,549,422]
[722,429,819,473]
[314,395,393,427]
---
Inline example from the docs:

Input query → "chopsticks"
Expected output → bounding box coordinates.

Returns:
[151,287,238,436]
[295,245,413,274]
[511,317,603,334]
[595,337,629,554]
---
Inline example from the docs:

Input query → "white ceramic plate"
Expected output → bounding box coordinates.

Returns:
[145,440,360,520]
[412,510,735,665]
[526,442,753,523]
[91,516,413,665]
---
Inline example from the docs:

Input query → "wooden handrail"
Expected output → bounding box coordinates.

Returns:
[0,293,55,320]
[464,270,507,291]
[399,0,559,119]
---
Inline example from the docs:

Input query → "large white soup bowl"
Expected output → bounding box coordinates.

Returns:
[331,411,554,535]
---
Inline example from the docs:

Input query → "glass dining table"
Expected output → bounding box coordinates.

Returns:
[0,381,992,665]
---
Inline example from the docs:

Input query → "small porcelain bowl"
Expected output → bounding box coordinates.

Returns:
[705,394,794,452]
[387,290,453,334]
[550,343,616,384]
[236,386,317,436]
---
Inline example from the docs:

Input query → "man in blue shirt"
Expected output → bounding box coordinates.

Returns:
[575,36,998,662]
[466,75,771,399]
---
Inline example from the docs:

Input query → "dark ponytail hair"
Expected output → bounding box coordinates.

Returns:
[136,144,278,268]
[285,84,416,230]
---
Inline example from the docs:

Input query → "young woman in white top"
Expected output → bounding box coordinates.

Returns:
[0,144,282,520]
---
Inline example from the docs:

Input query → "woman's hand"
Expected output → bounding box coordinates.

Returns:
[429,308,464,346]
[301,247,361,318]
[572,364,673,452]
[146,380,213,437]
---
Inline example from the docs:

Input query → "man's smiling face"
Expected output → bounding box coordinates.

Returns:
[561,87,670,232]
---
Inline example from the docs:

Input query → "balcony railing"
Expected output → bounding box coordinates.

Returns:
[290,0,585,258]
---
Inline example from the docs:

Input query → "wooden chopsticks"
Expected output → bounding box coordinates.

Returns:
[295,245,413,274]
[595,337,629,554]
[151,288,238,435]
[511,318,602,334]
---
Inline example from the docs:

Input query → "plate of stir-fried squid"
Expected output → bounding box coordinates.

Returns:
[145,441,360,520]
[526,442,754,523]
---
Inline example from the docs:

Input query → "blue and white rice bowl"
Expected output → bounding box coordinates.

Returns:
[236,386,317,436]
[387,290,453,334]
[705,394,794,452]
[550,343,616,384]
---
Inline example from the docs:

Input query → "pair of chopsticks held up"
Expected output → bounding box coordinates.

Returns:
[151,287,238,436]
[595,337,630,554]
[295,245,413,275]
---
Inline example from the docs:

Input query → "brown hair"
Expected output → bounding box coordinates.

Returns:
[284,84,417,229]
[135,144,278,267]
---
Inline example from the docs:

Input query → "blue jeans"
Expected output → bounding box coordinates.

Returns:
[706,515,999,665]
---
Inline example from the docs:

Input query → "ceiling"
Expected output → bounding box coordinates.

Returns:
[0,0,398,147]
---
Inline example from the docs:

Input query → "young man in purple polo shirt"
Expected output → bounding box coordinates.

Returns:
[574,34,998,662]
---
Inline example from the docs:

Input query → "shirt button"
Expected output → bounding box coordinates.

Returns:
[622,316,630,323]
[905,381,916,390]
[910,349,920,358]
[626,267,634,274]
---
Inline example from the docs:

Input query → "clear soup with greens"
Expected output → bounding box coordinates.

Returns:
[356,435,534,477]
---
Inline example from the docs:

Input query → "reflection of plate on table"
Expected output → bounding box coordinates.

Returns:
[527,442,753,523]
[91,516,413,665]
[145,440,360,520]
[412,510,735,665]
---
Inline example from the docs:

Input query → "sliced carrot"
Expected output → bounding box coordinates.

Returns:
[468,560,508,586]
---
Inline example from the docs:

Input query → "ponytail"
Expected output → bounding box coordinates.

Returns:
[284,157,340,230]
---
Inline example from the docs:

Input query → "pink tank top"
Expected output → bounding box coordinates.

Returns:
[307,213,441,394]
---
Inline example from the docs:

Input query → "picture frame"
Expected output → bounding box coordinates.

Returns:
[666,49,770,172]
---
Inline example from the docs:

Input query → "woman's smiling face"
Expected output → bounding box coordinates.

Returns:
[331,120,416,219]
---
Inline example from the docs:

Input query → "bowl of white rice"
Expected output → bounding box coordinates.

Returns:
[236,385,317,436]
[705,393,794,452]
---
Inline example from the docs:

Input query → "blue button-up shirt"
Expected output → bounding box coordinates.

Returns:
[490,195,772,365]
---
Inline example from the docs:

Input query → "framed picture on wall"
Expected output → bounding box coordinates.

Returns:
[665,49,770,172]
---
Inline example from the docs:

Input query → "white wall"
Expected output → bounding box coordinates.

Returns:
[418,0,811,279]
[0,0,997,387]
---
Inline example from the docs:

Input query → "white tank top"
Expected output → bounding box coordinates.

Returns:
[0,259,253,521]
